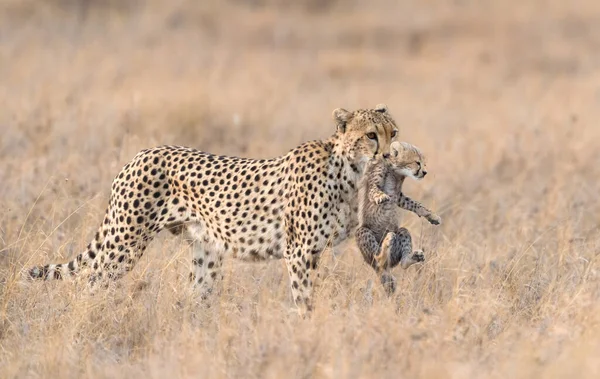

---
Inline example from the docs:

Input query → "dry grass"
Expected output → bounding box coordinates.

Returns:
[1,0,600,377]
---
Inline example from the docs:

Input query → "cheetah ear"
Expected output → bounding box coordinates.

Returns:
[390,141,404,157]
[374,104,388,113]
[332,108,353,133]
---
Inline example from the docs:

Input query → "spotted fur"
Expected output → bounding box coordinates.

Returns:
[28,104,400,314]
[356,141,441,294]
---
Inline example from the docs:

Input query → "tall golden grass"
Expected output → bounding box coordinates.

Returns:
[1,0,599,377]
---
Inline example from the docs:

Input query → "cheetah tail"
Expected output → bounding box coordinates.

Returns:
[27,220,106,281]
[28,254,84,280]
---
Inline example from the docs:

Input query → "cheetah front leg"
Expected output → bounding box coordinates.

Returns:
[397,194,441,225]
[368,186,391,205]
[284,247,317,317]
[367,160,391,205]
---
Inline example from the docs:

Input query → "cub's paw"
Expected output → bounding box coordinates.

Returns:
[401,250,425,269]
[426,213,442,225]
[412,250,425,263]
[373,193,391,205]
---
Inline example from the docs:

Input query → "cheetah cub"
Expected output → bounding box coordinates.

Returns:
[356,141,441,294]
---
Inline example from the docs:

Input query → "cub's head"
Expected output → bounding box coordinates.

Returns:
[332,104,399,163]
[389,141,427,180]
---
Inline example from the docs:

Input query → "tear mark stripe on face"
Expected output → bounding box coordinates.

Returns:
[374,124,382,155]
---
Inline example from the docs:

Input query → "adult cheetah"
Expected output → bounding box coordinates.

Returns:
[28,105,399,314]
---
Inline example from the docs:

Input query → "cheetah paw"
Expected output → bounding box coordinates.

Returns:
[426,213,442,225]
[374,193,391,205]
[401,250,425,269]
[412,250,425,263]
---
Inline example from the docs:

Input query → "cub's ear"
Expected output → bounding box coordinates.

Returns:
[390,141,404,157]
[332,108,353,133]
[374,104,388,113]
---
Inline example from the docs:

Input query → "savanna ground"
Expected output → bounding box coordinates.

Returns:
[1,0,600,377]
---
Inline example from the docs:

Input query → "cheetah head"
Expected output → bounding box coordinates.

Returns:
[389,141,428,180]
[332,104,399,164]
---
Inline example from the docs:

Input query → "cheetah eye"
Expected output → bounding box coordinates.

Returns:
[366,132,377,140]
[391,130,397,138]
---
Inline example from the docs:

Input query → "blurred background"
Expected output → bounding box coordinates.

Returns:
[1,1,600,378]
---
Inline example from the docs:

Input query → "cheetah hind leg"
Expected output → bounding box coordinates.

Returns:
[378,232,401,295]
[379,228,425,295]
[189,244,223,300]
[383,227,425,270]
[355,226,388,273]
[356,227,396,295]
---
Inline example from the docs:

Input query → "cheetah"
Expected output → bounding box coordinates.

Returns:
[356,141,441,295]
[28,104,400,314]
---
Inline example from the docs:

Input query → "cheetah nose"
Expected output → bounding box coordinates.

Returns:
[382,153,390,159]
[422,170,427,176]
